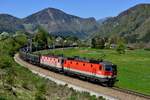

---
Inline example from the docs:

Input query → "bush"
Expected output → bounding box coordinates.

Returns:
[35,82,47,100]
[91,37,105,49]
[0,96,6,100]
[116,38,126,54]
[116,43,126,54]
[144,48,150,51]
[90,95,97,100]
[98,96,105,100]
[0,56,12,69]
[67,95,77,100]
[6,68,16,86]
[35,94,46,100]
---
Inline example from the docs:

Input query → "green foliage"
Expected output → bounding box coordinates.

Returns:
[47,36,55,46]
[6,68,16,86]
[64,36,79,46]
[35,81,47,100]
[34,26,49,49]
[116,43,126,54]
[0,96,6,100]
[36,82,46,95]
[0,32,9,40]
[96,4,150,43]
[91,38,96,48]
[0,55,12,69]
[14,34,28,46]
[116,38,126,54]
[67,95,77,100]
[89,95,97,100]
[91,37,105,49]
[0,33,27,56]
[98,96,105,100]
[144,48,150,51]
[108,34,119,44]
[77,40,89,48]
[35,94,46,100]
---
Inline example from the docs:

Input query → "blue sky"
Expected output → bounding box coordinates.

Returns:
[0,0,150,20]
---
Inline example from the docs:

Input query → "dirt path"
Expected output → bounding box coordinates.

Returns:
[14,53,148,100]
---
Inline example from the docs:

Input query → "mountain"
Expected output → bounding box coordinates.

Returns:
[96,4,150,43]
[23,8,98,38]
[97,17,111,25]
[1,4,150,42]
[0,14,24,33]
[0,8,98,39]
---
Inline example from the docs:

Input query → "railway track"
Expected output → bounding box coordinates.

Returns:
[112,87,150,100]
[14,53,150,100]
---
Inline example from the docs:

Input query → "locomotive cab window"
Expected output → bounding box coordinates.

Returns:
[105,65,112,71]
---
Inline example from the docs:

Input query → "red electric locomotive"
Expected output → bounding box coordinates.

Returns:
[63,57,117,86]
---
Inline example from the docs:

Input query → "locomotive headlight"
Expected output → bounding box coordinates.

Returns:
[108,76,111,78]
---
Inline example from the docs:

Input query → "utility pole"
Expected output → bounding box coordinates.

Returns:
[29,36,32,52]
[27,31,34,52]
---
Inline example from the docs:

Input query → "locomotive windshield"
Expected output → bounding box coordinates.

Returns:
[104,65,113,71]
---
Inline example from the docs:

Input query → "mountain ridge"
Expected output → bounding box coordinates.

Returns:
[1,4,150,42]
[0,14,24,32]
[0,8,98,39]
[23,7,98,38]
[95,4,150,43]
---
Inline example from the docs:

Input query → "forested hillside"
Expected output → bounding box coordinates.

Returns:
[0,8,98,39]
[96,4,150,43]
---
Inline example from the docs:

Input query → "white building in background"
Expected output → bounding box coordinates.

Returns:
[110,44,116,49]
[0,32,9,40]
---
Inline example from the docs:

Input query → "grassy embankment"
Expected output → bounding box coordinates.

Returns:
[36,47,150,95]
[0,36,105,100]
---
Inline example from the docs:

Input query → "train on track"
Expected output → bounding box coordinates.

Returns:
[19,46,117,86]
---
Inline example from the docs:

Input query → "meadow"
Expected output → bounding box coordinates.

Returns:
[36,47,150,95]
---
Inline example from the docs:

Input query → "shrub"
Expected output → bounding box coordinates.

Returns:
[116,38,126,54]
[0,96,6,100]
[90,95,97,100]
[0,56,12,69]
[35,94,46,100]
[67,94,77,100]
[35,82,46,100]
[116,43,126,54]
[144,48,150,51]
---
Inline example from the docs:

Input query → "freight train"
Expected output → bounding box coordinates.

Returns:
[19,47,117,86]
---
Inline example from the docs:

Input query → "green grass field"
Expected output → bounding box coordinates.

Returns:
[35,47,150,95]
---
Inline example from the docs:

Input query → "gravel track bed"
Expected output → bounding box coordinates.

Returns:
[14,53,148,100]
